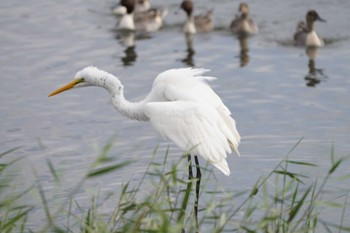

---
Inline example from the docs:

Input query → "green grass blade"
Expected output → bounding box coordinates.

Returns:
[339,194,349,233]
[46,158,60,183]
[87,161,132,177]
[0,146,21,158]
[286,160,317,167]
[274,170,307,183]
[329,158,343,174]
[1,207,33,231]
[288,186,312,222]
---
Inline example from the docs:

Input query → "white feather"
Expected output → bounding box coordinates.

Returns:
[143,68,240,175]
[51,67,240,176]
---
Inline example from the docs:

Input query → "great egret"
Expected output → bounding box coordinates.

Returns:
[230,3,258,35]
[294,10,326,47]
[180,0,214,34]
[49,67,241,227]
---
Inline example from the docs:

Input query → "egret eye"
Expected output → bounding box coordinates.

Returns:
[76,77,85,83]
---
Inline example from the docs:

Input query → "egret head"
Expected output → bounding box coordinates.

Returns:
[48,66,121,97]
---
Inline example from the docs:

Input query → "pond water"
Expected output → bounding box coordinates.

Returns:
[1,0,350,231]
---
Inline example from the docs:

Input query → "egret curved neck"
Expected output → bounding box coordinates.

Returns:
[110,91,149,122]
[92,74,149,122]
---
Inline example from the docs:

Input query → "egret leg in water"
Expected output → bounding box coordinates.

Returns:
[186,154,201,232]
[194,155,201,230]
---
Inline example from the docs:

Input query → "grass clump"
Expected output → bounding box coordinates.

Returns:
[0,140,350,233]
[0,147,33,233]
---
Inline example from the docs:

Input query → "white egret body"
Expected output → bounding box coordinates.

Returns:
[49,67,240,175]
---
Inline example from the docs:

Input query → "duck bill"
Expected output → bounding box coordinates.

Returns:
[48,80,78,97]
[316,15,326,22]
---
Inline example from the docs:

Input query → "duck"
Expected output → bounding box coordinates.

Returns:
[180,0,214,34]
[113,0,150,16]
[294,10,326,47]
[134,8,165,32]
[117,0,136,31]
[116,0,164,32]
[230,2,258,35]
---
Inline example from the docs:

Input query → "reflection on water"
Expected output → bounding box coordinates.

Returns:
[237,34,250,67]
[116,30,138,66]
[122,46,137,66]
[117,30,135,47]
[181,33,195,67]
[304,47,328,87]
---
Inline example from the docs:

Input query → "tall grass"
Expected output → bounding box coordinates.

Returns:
[0,140,349,233]
[0,147,33,233]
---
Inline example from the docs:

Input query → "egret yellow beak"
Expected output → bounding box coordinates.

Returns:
[48,80,81,97]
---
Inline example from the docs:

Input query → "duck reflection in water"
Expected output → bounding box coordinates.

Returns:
[236,34,250,67]
[116,30,138,66]
[181,33,195,67]
[230,3,258,67]
[304,47,328,87]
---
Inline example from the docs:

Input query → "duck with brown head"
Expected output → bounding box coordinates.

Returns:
[230,2,258,35]
[180,0,213,34]
[113,0,150,15]
[294,10,326,47]
[116,0,165,32]
[117,0,136,30]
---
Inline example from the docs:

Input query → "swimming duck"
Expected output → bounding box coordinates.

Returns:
[117,0,164,32]
[134,0,151,13]
[180,0,214,34]
[230,3,258,35]
[134,8,164,32]
[294,10,326,47]
[117,0,136,30]
[113,0,150,16]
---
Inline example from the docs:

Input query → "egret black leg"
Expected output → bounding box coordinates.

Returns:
[194,155,201,231]
[188,154,193,179]
[185,155,201,232]
[181,155,194,233]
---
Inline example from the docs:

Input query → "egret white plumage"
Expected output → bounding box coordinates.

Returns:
[49,67,240,175]
[49,67,241,227]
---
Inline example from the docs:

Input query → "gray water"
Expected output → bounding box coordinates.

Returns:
[1,0,350,230]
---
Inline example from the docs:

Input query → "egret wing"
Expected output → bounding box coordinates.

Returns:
[164,82,241,154]
[148,67,240,157]
[145,100,233,175]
